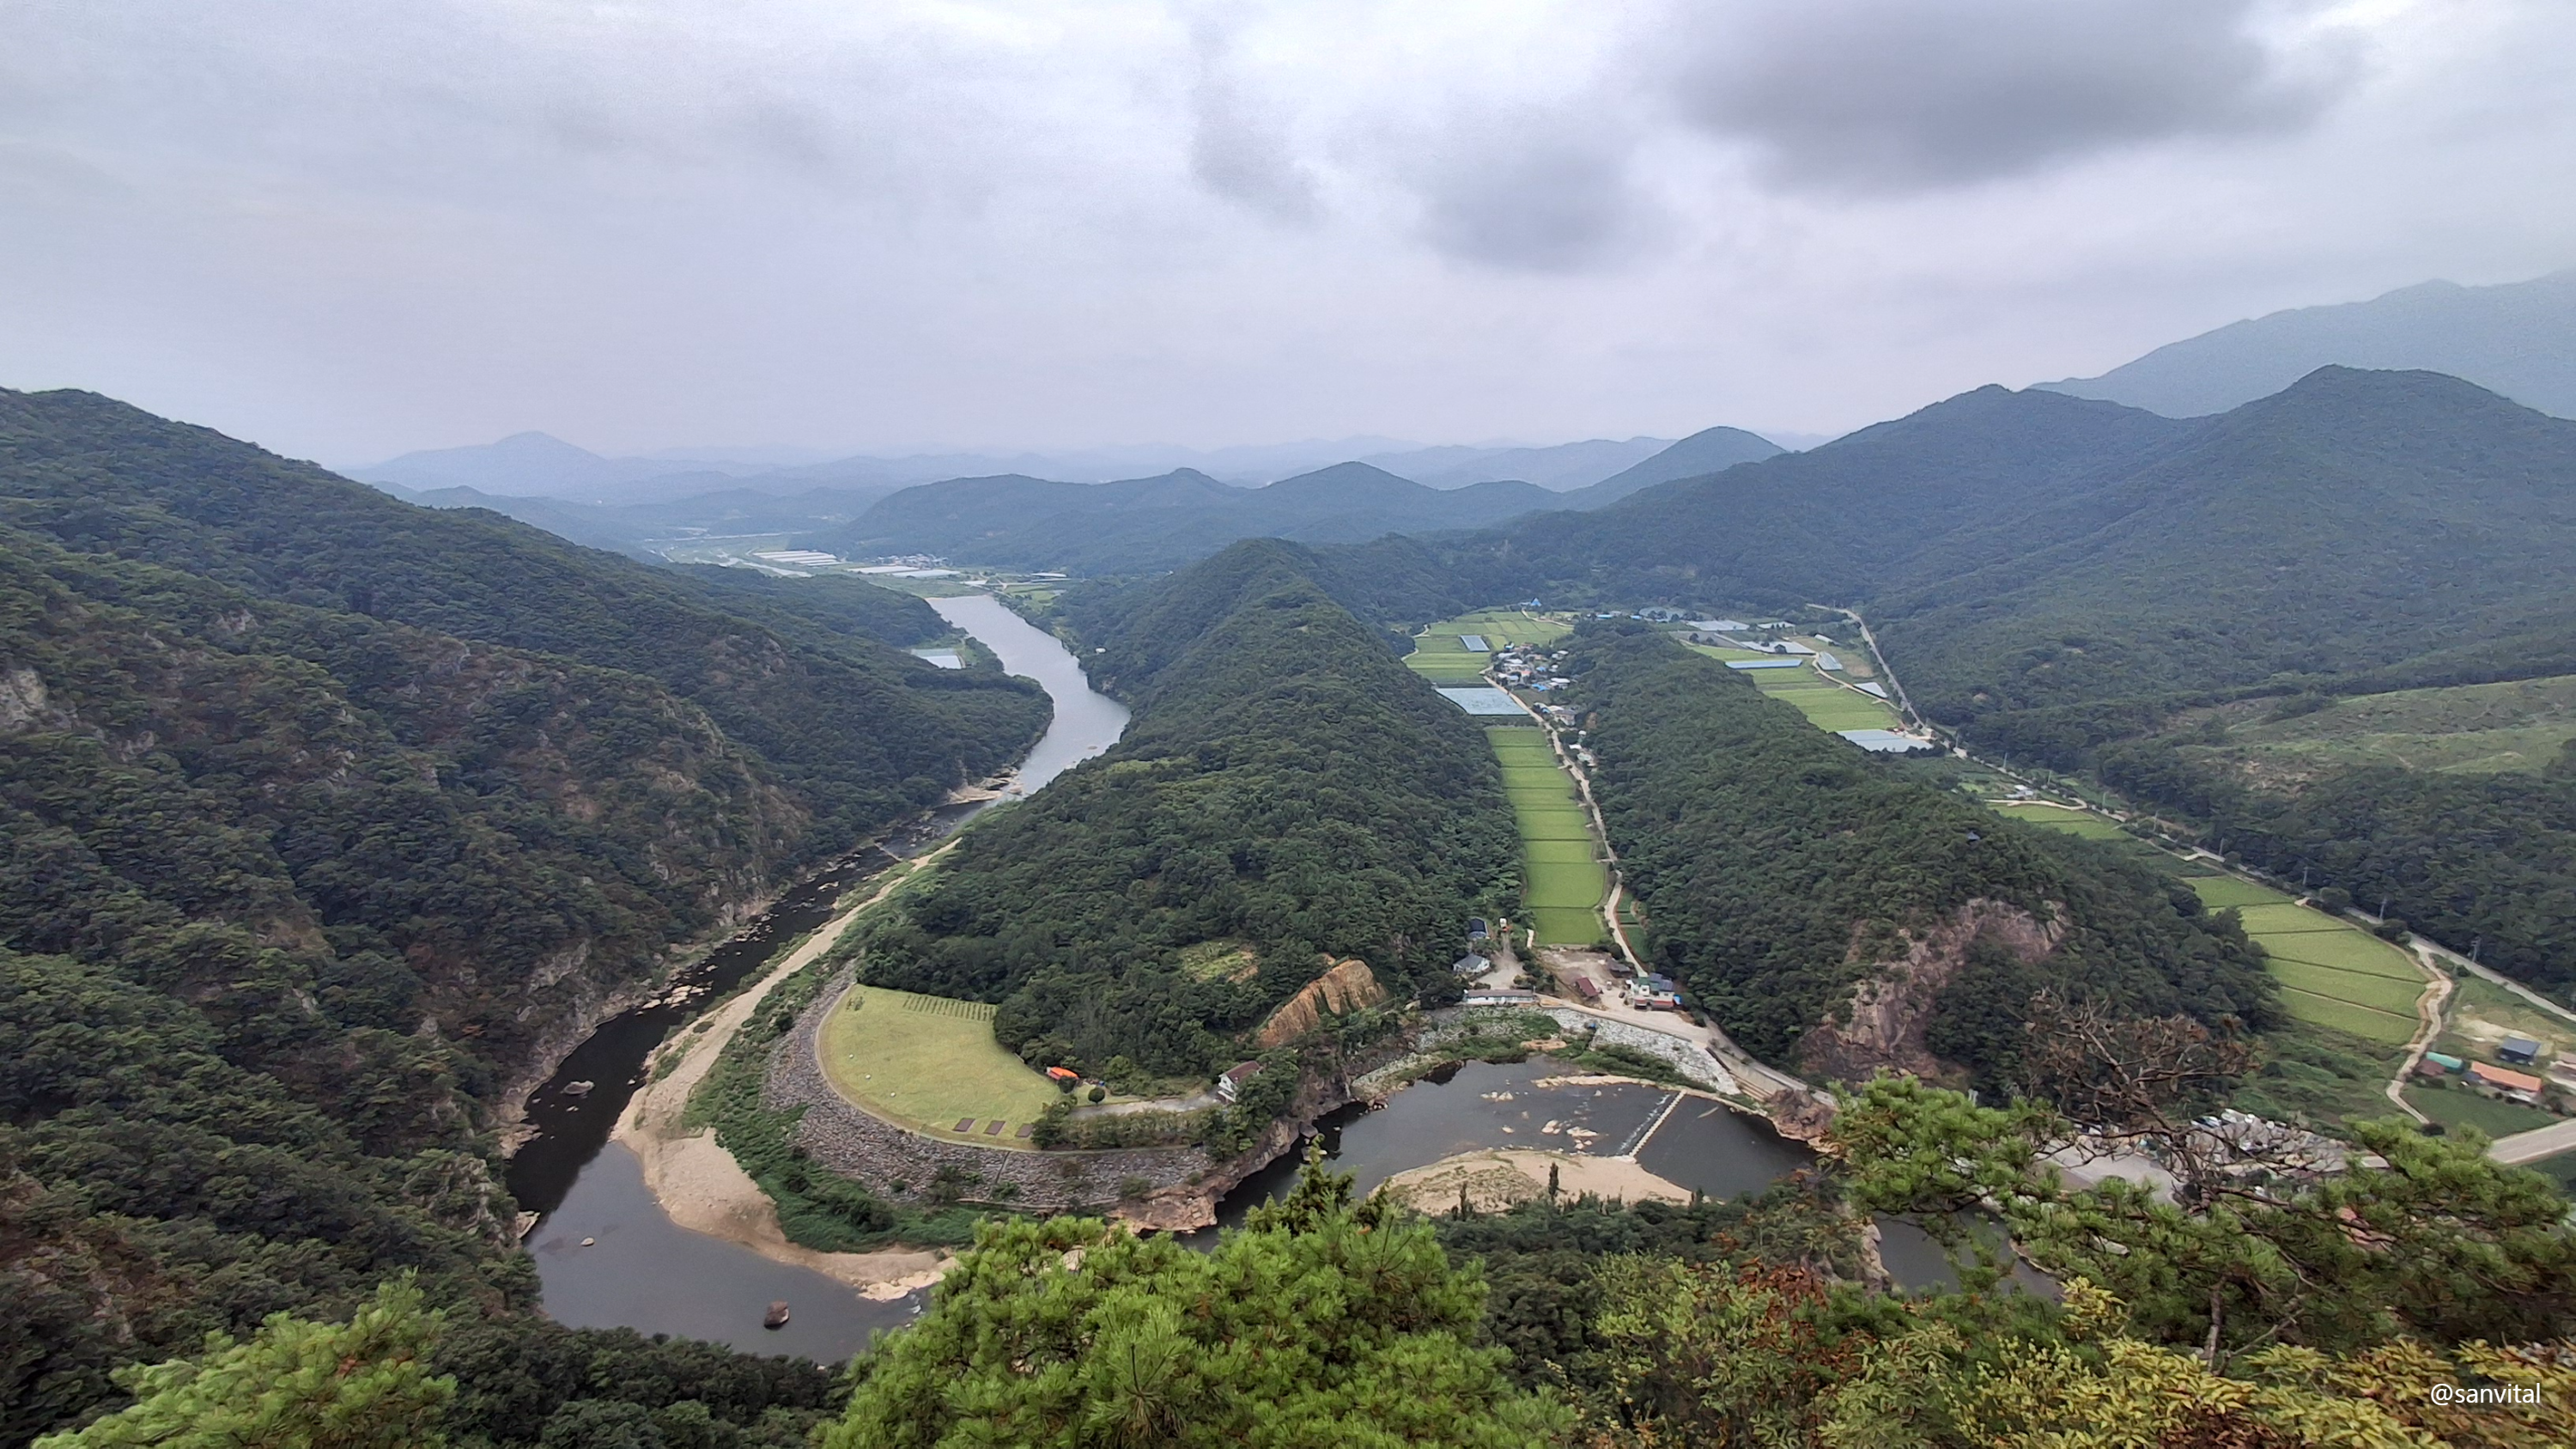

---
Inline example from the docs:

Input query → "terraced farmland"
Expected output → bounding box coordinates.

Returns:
[2183,877,2427,1046]
[1487,724,1607,946]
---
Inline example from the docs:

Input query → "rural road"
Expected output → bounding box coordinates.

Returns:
[2490,1118,2576,1166]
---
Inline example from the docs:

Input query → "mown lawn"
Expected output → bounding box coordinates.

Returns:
[817,984,1062,1142]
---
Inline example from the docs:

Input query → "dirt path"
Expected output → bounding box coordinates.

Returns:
[615,848,958,1300]
[2385,945,2458,1123]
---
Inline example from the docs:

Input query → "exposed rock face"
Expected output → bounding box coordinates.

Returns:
[1795,898,2065,1086]
[1253,958,1388,1049]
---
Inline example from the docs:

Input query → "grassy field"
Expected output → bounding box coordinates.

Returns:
[2189,673,2576,777]
[1989,801,2129,840]
[1486,724,1606,946]
[2433,975,2572,1068]
[817,984,1062,1143]
[2404,1084,2561,1137]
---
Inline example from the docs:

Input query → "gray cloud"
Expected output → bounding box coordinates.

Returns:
[1406,113,1653,271]
[1664,0,2359,192]
[1189,77,1319,225]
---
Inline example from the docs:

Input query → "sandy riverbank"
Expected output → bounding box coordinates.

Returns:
[614,852,959,1300]
[1382,1148,1693,1215]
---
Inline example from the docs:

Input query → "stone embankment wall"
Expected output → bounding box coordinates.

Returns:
[767,974,1215,1215]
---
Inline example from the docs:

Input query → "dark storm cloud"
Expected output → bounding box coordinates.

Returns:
[1666,0,2357,192]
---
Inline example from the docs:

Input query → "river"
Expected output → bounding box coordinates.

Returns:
[507,590,1131,1359]
[506,590,1949,1367]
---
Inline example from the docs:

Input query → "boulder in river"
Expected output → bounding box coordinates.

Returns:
[764,1300,792,1330]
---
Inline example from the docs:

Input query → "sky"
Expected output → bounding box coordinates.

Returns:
[3,0,2571,466]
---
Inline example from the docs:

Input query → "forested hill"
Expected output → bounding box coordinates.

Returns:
[1567,624,2275,1087]
[0,388,1046,843]
[817,461,1569,575]
[0,388,1047,1443]
[845,539,1520,1076]
[1443,368,2576,733]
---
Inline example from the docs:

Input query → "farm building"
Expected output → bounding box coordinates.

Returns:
[2467,1062,2546,1102]
[2422,1051,2465,1073]
[1467,917,1490,940]
[1216,1061,1263,1102]
[2413,1057,2452,1081]
[1045,1066,1081,1087]
[1815,652,1844,671]
[1726,658,1807,671]
[1571,977,1601,1001]
[1452,953,1492,977]
[1463,989,1538,1008]
[2500,1037,2543,1065]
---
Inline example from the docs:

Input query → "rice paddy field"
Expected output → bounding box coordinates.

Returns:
[1988,801,2129,839]
[1987,801,2427,1051]
[1487,724,1607,946]
[817,984,1062,1144]
[1406,610,1571,684]
[1711,656,1911,735]
[2182,877,2427,1047]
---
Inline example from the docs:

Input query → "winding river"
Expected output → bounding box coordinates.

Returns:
[506,592,1131,1358]
[505,588,1921,1366]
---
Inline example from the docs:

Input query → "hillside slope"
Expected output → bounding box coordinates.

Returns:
[843,539,1519,1076]
[2043,271,2576,418]
[0,389,1050,1443]
[1567,624,2275,1086]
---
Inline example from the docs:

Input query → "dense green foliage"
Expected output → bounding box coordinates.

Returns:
[1837,1077,2576,1355]
[1566,624,2276,1081]
[33,1281,452,1449]
[0,388,1048,848]
[668,565,950,648]
[0,388,1047,1443]
[821,1160,1567,1448]
[845,540,1519,1078]
[2104,735,2576,994]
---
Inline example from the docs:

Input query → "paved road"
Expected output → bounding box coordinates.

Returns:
[2490,1118,2576,1166]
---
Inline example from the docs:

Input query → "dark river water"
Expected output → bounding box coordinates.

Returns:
[1206,1058,1820,1231]
[504,591,1972,1367]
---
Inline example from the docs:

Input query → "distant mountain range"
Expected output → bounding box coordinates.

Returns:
[2042,270,2576,418]
[362,424,1784,568]
[350,429,1720,505]
[812,427,1785,575]
[1446,366,2576,747]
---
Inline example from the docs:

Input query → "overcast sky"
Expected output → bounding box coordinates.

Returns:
[3,0,2570,465]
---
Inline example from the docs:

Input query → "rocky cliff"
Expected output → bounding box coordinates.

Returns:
[1795,899,2066,1085]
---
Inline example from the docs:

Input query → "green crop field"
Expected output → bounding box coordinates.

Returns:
[2274,989,2417,1044]
[2261,929,2422,978]
[1514,807,1595,842]
[2404,1085,2561,1137]
[1529,906,1607,946]
[2267,959,2427,1016]
[1990,802,2128,839]
[2188,877,2293,910]
[2178,877,2425,1044]
[1486,725,1605,945]
[818,984,1062,1143]
[1525,856,1608,907]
